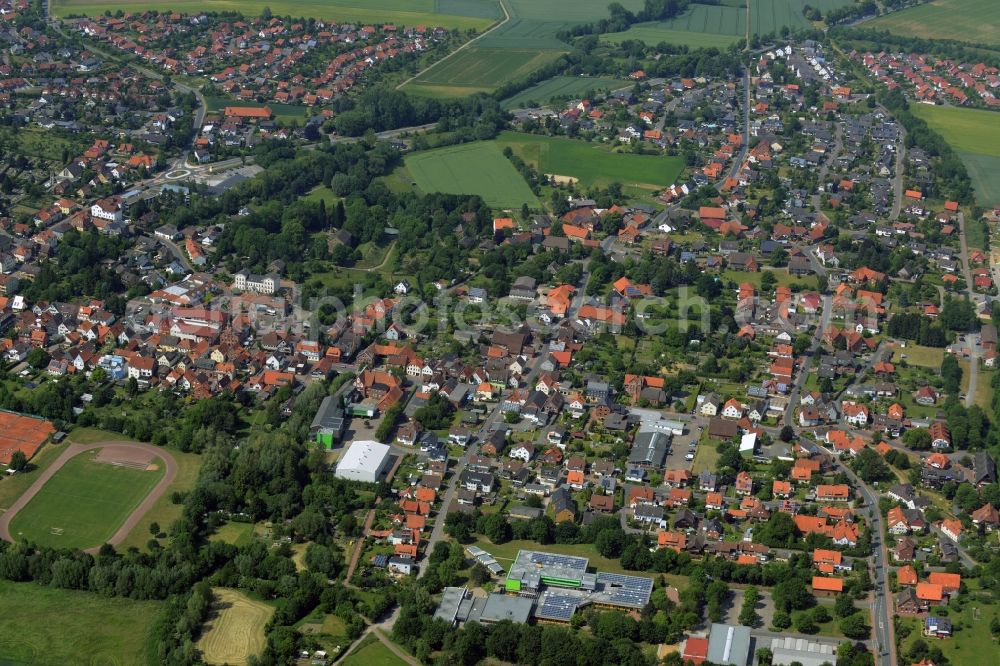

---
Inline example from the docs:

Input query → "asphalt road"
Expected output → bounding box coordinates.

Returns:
[784,294,832,425]
[827,450,895,666]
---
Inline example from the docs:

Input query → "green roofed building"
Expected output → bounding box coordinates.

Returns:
[310,395,345,449]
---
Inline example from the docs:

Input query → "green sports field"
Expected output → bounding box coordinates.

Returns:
[866,0,1000,46]
[52,0,500,30]
[404,141,539,208]
[496,131,685,190]
[0,580,160,666]
[911,104,1000,206]
[8,454,164,550]
[500,76,628,109]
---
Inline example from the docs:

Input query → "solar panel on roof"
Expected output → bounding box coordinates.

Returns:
[536,593,581,621]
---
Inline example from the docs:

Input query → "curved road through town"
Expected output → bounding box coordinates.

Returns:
[0,441,177,554]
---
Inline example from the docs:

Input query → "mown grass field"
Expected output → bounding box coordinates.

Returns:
[866,0,1000,45]
[304,185,340,206]
[496,131,684,190]
[500,75,628,109]
[197,588,274,666]
[911,104,1000,206]
[119,448,201,550]
[8,453,164,550]
[52,0,499,30]
[892,343,945,368]
[0,580,160,666]
[343,634,408,666]
[404,141,539,208]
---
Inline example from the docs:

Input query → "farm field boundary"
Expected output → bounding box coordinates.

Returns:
[911,104,1000,207]
[51,0,499,31]
[500,75,628,109]
[864,0,1000,45]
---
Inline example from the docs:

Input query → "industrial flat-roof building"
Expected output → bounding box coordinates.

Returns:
[310,395,346,449]
[505,550,652,621]
[435,549,653,626]
[433,588,532,626]
[335,440,391,483]
[769,636,838,666]
[706,623,752,666]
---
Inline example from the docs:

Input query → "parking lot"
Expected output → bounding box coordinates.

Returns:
[664,424,701,470]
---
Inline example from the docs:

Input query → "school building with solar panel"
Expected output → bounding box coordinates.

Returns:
[434,549,653,626]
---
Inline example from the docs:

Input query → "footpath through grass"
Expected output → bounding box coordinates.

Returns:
[0,580,160,666]
[343,633,409,666]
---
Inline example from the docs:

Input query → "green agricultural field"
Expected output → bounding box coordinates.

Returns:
[500,75,628,109]
[602,0,851,46]
[404,0,645,96]
[866,0,1000,46]
[603,22,742,48]
[479,0,646,50]
[404,141,539,208]
[9,453,164,550]
[0,580,160,666]
[911,105,1000,155]
[959,152,1000,207]
[496,131,684,190]
[405,47,564,97]
[52,0,499,31]
[911,104,1000,206]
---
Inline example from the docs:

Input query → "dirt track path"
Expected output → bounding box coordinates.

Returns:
[0,441,178,554]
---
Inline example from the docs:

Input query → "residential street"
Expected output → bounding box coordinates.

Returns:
[784,294,833,425]
[888,112,907,222]
[826,450,895,666]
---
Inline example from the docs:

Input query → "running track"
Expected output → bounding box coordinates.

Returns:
[0,441,178,554]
